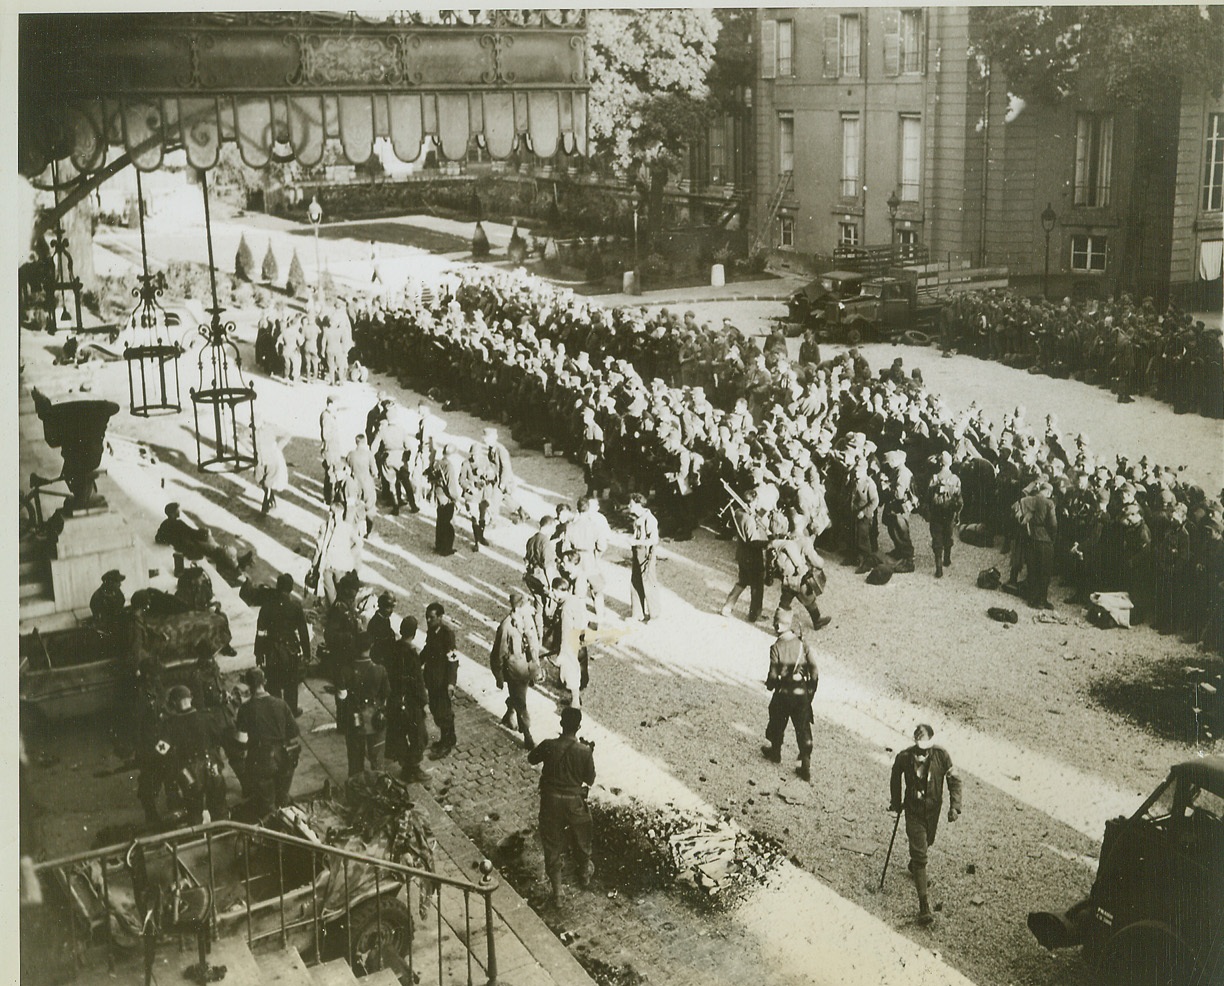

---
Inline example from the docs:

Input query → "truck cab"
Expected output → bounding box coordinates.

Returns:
[1028,757,1224,986]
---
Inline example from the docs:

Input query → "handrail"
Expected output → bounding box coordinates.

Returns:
[33,818,498,896]
[33,818,503,983]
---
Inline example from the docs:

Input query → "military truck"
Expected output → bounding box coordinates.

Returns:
[1027,756,1224,986]
[786,262,1008,344]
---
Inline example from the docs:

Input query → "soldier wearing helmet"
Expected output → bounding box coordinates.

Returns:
[155,684,229,826]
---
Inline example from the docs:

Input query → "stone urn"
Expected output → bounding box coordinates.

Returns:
[31,388,120,509]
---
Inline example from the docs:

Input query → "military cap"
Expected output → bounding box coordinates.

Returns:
[101,569,126,583]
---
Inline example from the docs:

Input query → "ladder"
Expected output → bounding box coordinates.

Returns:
[750,172,793,256]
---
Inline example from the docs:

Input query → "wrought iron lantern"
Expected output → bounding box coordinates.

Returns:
[190,170,257,472]
[125,171,183,415]
[47,159,84,334]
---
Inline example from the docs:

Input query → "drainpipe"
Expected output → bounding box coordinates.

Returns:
[979,55,991,267]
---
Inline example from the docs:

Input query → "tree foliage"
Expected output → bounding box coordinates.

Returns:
[285,250,306,297]
[706,7,756,113]
[261,241,279,283]
[234,234,255,281]
[972,6,1224,106]
[587,8,720,170]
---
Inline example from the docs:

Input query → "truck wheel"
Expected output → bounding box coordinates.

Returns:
[1100,921,1194,986]
[904,330,931,347]
[845,326,862,345]
[347,895,413,976]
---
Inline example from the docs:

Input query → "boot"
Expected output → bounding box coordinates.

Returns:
[934,560,943,579]
[549,873,564,905]
[916,896,934,926]
[761,744,782,763]
[500,709,516,729]
[522,730,535,750]
[797,756,811,782]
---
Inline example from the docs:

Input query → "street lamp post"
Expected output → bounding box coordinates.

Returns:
[307,195,323,284]
[630,188,642,296]
[886,189,901,255]
[1041,202,1058,301]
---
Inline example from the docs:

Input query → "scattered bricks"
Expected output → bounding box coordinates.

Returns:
[966,863,977,875]
[970,896,986,906]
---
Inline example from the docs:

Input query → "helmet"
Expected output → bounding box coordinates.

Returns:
[168,685,193,710]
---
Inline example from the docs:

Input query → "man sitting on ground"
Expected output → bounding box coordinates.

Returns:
[156,502,252,574]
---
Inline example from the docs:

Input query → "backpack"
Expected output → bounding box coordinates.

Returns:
[977,567,1002,590]
[930,477,958,509]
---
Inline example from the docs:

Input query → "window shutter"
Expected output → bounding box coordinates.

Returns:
[918,10,927,75]
[762,19,777,80]
[823,15,840,79]
[884,10,900,77]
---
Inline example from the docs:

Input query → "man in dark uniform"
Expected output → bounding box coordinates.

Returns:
[761,609,819,782]
[1018,481,1058,609]
[924,452,963,578]
[422,603,459,758]
[90,569,126,658]
[339,634,389,777]
[721,488,768,622]
[528,707,596,904]
[155,685,229,825]
[387,616,431,784]
[889,724,962,926]
[234,668,300,817]
[367,592,397,659]
[254,573,311,716]
[431,445,465,556]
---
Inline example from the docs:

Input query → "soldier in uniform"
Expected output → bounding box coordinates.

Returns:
[924,452,963,578]
[721,487,769,623]
[461,444,495,551]
[889,724,962,926]
[234,668,300,817]
[345,434,379,532]
[626,493,661,622]
[339,634,389,776]
[301,309,321,382]
[490,590,541,749]
[431,444,465,556]
[254,573,311,716]
[881,450,917,572]
[320,396,345,504]
[849,456,880,574]
[527,707,596,904]
[386,616,431,783]
[367,591,397,657]
[761,609,819,782]
[155,685,229,825]
[372,410,412,513]
[422,603,459,758]
[90,569,127,659]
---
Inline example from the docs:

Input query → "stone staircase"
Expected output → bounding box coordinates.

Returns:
[20,533,60,625]
[70,934,408,986]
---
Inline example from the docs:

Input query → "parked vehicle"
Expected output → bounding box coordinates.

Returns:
[1028,757,1224,986]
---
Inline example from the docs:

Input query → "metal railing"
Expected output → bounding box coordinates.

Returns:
[29,819,502,985]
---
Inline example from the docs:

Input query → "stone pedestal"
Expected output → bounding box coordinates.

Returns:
[50,507,145,612]
[710,263,726,287]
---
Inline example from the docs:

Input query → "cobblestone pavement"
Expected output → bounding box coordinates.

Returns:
[422,692,776,986]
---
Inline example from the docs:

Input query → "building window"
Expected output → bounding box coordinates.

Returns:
[1071,234,1107,272]
[898,228,919,256]
[1074,113,1113,208]
[840,14,860,78]
[779,215,795,248]
[1205,113,1223,212]
[839,221,860,247]
[841,115,860,198]
[899,10,924,73]
[900,115,921,200]
[777,19,794,78]
[779,113,794,174]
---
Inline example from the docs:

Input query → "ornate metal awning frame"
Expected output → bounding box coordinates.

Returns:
[20,10,589,185]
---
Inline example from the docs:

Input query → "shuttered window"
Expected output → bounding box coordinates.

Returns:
[1074,113,1113,208]
[1204,113,1223,212]
[899,10,924,73]
[777,19,794,78]
[900,115,921,200]
[840,14,861,78]
[841,115,860,198]
[762,19,777,80]
[779,112,795,174]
